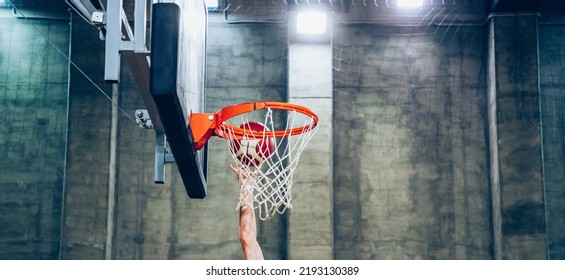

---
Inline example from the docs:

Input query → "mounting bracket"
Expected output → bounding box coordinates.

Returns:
[154,133,175,184]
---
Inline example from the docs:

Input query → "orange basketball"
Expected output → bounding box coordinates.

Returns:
[230,122,275,166]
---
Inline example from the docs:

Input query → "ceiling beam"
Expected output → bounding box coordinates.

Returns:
[490,0,543,13]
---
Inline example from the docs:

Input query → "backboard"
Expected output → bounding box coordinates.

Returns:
[150,1,208,198]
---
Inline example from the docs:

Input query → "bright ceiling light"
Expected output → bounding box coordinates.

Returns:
[296,11,327,35]
[205,0,219,9]
[397,0,423,8]
[0,0,7,6]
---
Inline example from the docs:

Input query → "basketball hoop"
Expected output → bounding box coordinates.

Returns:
[190,101,319,220]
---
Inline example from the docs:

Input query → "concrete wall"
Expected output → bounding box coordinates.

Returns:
[333,25,491,259]
[539,24,565,260]
[0,16,69,259]
[489,15,546,260]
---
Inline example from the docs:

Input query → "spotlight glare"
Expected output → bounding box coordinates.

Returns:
[296,11,327,35]
[397,0,423,8]
[205,0,218,9]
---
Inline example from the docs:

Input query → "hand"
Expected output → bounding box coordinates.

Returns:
[230,164,256,209]
[229,164,257,186]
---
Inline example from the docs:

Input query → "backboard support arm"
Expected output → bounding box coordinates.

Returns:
[155,133,175,184]
[105,0,169,184]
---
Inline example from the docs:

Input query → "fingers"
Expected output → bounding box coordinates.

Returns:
[229,164,242,184]
[230,164,253,178]
[229,164,239,177]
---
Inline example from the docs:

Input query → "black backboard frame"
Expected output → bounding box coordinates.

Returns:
[150,2,207,198]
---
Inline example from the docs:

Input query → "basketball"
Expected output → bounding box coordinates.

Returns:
[230,122,275,166]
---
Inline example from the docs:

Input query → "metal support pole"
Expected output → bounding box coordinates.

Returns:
[104,0,123,83]
[134,0,147,52]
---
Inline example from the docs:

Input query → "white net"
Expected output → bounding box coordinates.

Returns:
[223,106,318,220]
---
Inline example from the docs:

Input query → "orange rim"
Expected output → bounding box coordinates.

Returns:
[215,101,318,139]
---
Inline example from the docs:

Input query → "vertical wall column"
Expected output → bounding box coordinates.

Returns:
[287,12,334,259]
[61,15,113,259]
[105,83,119,259]
[487,14,547,260]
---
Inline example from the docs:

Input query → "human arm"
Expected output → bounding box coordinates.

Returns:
[230,165,264,260]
